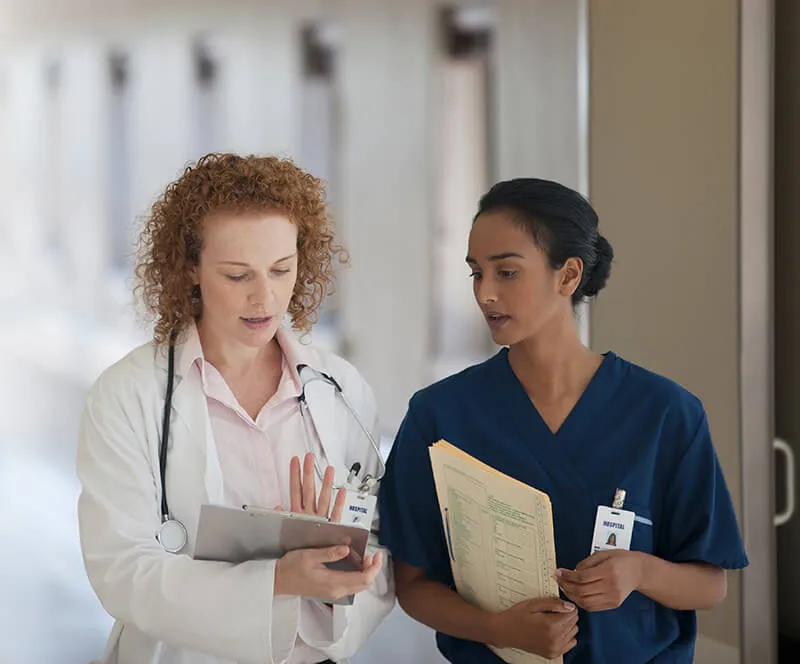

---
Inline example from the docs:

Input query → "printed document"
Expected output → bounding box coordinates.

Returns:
[429,440,561,664]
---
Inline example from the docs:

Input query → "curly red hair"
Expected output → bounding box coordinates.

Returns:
[134,153,348,343]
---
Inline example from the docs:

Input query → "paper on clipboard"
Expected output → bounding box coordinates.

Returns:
[429,440,561,664]
[192,504,370,605]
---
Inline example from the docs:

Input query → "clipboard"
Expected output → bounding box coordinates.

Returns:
[192,504,370,605]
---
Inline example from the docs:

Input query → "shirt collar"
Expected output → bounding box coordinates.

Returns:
[175,320,205,383]
[274,325,308,394]
[174,320,313,395]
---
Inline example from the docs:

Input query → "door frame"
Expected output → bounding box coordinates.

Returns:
[739,0,776,662]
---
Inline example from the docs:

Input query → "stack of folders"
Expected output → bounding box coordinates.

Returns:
[429,440,562,664]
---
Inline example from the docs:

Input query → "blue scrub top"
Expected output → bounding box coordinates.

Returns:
[379,349,748,664]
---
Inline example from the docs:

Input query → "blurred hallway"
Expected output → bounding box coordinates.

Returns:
[0,0,785,661]
[0,355,112,663]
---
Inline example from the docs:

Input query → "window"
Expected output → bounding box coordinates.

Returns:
[193,36,222,157]
[108,51,132,272]
[44,59,64,263]
[299,21,342,352]
[431,6,495,379]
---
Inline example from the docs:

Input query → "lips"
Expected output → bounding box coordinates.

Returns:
[484,312,511,329]
[241,316,273,329]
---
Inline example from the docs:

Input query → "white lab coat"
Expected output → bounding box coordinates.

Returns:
[76,330,394,664]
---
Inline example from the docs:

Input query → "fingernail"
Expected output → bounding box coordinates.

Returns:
[556,569,563,577]
[563,601,575,610]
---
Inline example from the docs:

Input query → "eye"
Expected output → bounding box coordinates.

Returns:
[226,274,248,282]
[499,269,517,279]
[469,272,482,281]
[272,268,292,276]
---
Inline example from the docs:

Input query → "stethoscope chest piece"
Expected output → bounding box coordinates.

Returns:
[157,518,188,554]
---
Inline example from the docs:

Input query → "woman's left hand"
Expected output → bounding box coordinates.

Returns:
[557,550,645,612]
[277,452,347,522]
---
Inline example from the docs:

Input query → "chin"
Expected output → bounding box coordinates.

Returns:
[489,328,521,347]
[238,322,280,346]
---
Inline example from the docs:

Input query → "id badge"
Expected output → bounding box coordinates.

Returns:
[590,505,635,553]
[340,490,377,528]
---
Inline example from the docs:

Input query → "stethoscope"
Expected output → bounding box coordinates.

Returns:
[296,363,384,495]
[155,344,385,554]
[156,344,186,553]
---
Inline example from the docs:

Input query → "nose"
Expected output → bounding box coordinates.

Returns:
[475,278,498,305]
[248,274,272,307]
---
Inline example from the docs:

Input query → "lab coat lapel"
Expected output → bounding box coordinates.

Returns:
[154,346,224,547]
[279,329,349,485]
[169,369,225,505]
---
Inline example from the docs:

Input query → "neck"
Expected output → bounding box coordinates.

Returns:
[196,320,280,379]
[507,307,597,401]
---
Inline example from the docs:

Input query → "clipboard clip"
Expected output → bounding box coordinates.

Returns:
[241,505,328,523]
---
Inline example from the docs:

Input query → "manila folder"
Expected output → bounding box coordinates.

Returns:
[429,439,562,664]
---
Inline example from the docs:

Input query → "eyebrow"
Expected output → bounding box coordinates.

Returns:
[465,251,525,264]
[218,253,297,267]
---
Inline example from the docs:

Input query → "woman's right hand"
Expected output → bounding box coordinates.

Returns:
[274,545,383,601]
[489,597,579,659]
[273,453,382,601]
[286,453,347,522]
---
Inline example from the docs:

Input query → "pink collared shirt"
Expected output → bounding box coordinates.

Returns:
[177,322,333,664]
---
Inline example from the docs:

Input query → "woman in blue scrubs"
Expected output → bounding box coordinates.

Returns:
[379,178,748,663]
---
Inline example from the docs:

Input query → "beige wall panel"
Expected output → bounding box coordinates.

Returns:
[589,0,742,653]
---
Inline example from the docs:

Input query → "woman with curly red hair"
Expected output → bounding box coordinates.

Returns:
[77,153,393,664]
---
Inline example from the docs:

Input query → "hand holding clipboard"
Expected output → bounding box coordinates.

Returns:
[194,453,382,604]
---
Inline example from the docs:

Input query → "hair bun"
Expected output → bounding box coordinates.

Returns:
[582,234,613,297]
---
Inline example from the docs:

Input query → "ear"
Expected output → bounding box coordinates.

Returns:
[190,265,200,286]
[558,257,584,297]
